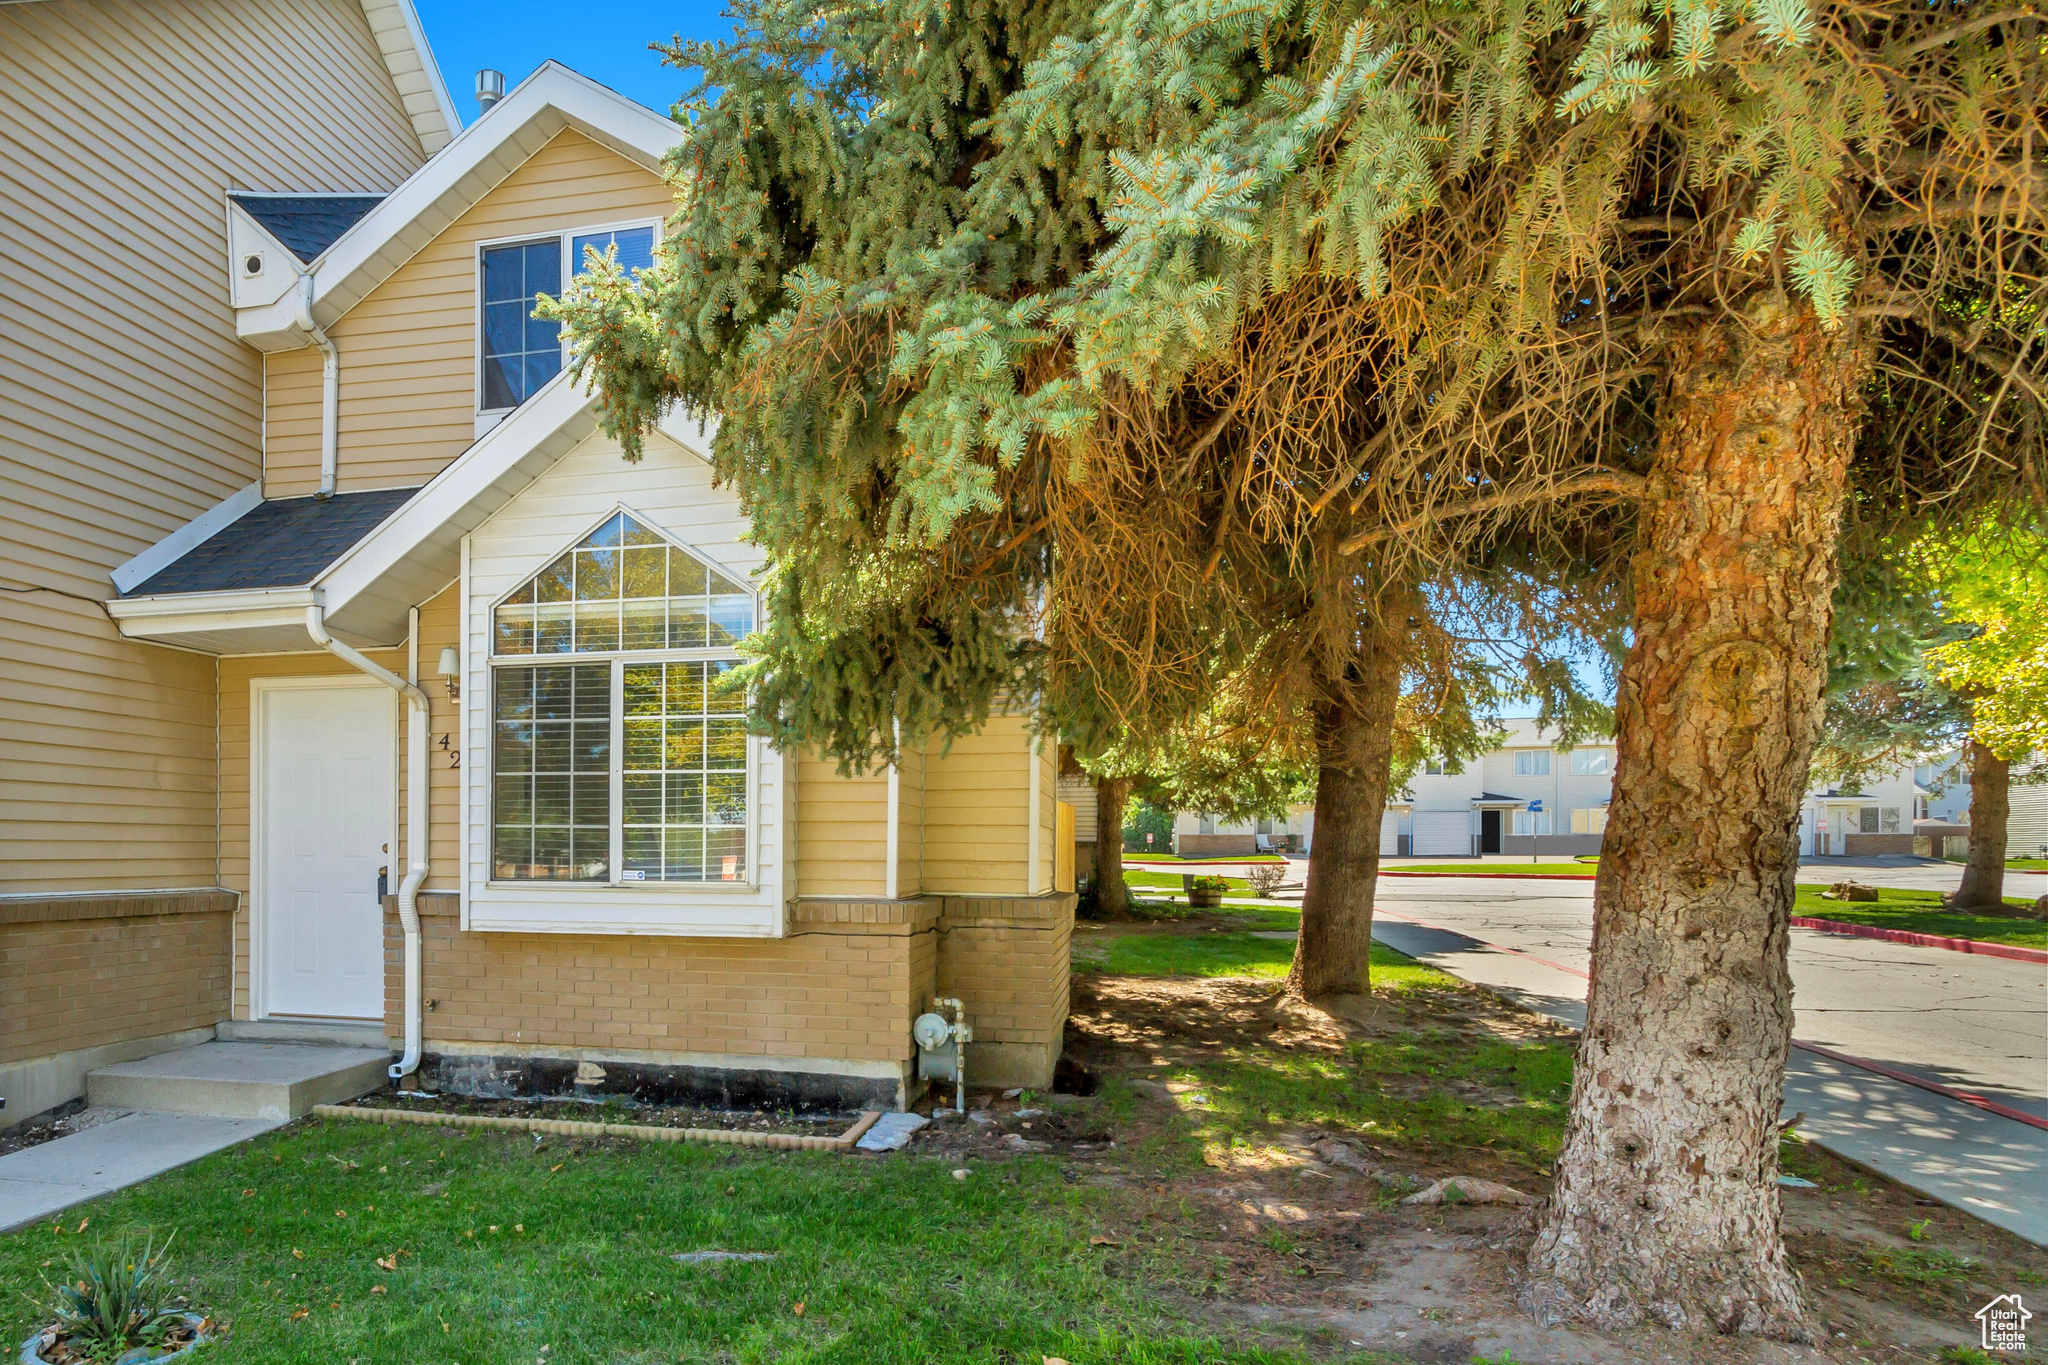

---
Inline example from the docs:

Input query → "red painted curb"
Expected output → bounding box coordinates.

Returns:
[1789,915,2048,966]
[1379,870,1598,881]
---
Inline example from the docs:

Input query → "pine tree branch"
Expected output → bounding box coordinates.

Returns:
[1895,10,2033,57]
[1338,470,1648,555]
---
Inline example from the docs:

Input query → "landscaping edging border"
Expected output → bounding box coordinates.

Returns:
[313,1103,882,1151]
[1788,915,2048,965]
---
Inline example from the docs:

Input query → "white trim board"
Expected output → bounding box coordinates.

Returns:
[110,482,262,595]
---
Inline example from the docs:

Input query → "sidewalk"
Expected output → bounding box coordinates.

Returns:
[0,1110,281,1232]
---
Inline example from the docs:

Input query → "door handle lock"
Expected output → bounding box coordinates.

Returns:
[377,865,389,900]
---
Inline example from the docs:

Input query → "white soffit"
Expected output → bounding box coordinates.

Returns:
[358,0,460,154]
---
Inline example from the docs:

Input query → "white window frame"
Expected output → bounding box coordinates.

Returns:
[1513,808,1552,836]
[475,504,767,922]
[1569,747,1613,776]
[1513,749,1552,777]
[474,217,664,421]
[1571,806,1609,835]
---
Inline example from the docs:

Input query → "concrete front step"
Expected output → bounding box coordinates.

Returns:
[217,1018,389,1049]
[88,1042,391,1121]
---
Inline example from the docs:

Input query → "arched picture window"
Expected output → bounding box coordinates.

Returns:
[488,511,756,885]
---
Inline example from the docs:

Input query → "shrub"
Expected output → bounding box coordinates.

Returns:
[1244,862,1287,897]
[1189,875,1231,893]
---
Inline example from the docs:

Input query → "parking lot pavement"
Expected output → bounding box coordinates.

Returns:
[1368,876,2048,1246]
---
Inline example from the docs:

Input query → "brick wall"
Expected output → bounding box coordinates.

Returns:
[381,889,1075,1094]
[1176,833,1257,856]
[0,891,235,1064]
[1843,833,1916,856]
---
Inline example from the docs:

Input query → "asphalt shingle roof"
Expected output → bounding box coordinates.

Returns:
[125,488,419,597]
[230,194,385,262]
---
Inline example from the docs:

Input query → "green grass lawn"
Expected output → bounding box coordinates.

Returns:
[3,1121,1318,1365]
[1791,885,2047,948]
[1097,938,1577,1173]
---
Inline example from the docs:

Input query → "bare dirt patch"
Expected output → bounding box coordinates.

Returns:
[931,968,2044,1364]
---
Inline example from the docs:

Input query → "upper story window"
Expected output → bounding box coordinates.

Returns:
[1569,747,1613,776]
[489,511,756,887]
[479,223,658,414]
[1423,759,1445,776]
[1513,749,1552,777]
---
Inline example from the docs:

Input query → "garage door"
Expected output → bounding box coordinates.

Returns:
[1411,811,1471,857]
[1378,811,1400,852]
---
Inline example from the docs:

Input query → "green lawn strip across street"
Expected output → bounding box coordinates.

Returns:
[1378,862,1596,876]
[3,1120,1319,1365]
[1791,885,2046,949]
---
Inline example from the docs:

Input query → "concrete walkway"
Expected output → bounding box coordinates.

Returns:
[1369,898,2048,1246]
[0,1110,281,1232]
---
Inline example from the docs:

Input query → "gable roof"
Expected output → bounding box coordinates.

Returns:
[122,488,421,596]
[233,62,678,346]
[228,194,387,263]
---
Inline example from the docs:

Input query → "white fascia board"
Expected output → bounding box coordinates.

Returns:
[110,481,263,595]
[107,586,317,637]
[656,410,721,463]
[292,63,680,330]
[315,374,596,619]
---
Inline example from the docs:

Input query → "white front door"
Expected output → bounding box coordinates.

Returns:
[260,683,392,1020]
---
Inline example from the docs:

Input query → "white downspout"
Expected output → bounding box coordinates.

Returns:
[295,274,340,500]
[307,597,428,1080]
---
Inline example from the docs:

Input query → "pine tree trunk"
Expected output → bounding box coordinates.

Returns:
[1524,297,1871,1339]
[1287,628,1401,1004]
[1951,741,2010,909]
[1094,774,1133,918]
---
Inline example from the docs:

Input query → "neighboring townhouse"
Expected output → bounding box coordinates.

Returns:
[5,30,1071,1126]
[1168,806,1315,857]
[2,0,453,1123]
[1917,753,2048,859]
[1386,721,1920,859]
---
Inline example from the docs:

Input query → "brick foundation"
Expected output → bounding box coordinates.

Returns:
[385,890,1074,1108]
[0,889,236,1124]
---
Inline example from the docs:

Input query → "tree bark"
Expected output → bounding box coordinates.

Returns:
[1950,739,2010,909]
[1093,774,1133,918]
[1524,296,1872,1339]
[1287,622,1402,1005]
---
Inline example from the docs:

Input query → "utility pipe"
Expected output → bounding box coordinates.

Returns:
[306,597,428,1080]
[294,274,340,500]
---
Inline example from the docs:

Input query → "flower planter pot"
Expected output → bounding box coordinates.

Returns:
[22,1312,211,1365]
[1188,888,1224,908]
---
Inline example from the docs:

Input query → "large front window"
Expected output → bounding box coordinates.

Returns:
[489,511,755,883]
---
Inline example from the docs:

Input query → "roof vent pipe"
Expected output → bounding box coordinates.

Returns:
[475,69,505,110]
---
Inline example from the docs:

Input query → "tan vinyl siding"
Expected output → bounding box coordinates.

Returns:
[895,745,926,898]
[0,0,427,892]
[923,717,1035,895]
[796,758,889,898]
[265,131,677,497]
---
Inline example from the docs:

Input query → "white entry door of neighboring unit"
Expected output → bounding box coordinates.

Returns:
[260,683,392,1020]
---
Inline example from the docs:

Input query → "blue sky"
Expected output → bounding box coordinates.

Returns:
[415,1,731,120]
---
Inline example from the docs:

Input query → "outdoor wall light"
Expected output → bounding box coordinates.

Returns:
[437,645,461,701]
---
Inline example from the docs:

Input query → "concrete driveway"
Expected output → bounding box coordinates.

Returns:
[1359,873,2048,1244]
